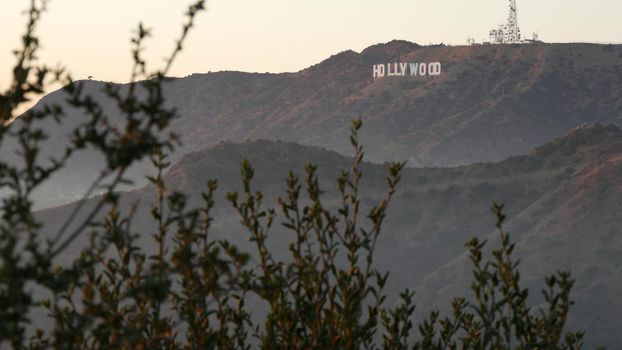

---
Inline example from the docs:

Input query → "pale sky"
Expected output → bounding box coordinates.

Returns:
[1,0,621,88]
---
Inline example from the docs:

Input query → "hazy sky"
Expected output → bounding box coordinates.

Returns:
[1,0,621,88]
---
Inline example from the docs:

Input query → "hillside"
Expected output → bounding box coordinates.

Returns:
[3,41,622,208]
[36,123,622,348]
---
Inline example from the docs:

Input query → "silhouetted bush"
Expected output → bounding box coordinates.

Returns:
[0,2,588,348]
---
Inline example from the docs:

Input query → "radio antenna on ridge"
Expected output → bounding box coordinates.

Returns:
[489,0,522,44]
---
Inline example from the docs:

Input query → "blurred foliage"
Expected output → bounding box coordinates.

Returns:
[0,1,589,348]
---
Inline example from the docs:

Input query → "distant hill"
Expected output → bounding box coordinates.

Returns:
[37,123,622,348]
[4,40,622,208]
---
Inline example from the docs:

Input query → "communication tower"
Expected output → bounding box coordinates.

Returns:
[489,0,522,44]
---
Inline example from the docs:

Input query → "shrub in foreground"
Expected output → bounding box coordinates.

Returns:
[0,2,587,349]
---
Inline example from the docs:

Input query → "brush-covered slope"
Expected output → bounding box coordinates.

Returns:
[36,123,622,348]
[4,41,622,208]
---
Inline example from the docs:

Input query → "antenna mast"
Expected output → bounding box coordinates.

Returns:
[505,0,521,43]
[489,0,522,44]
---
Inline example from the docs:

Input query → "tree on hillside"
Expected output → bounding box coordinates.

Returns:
[0,1,588,348]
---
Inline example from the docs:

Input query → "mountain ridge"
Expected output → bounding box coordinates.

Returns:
[33,123,622,348]
[4,40,622,208]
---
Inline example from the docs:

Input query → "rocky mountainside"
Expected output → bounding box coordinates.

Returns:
[3,41,622,208]
[36,123,622,348]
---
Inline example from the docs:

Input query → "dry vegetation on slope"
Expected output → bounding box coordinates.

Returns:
[35,123,622,348]
[5,41,622,208]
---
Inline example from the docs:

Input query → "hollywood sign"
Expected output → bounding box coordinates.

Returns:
[372,62,442,79]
